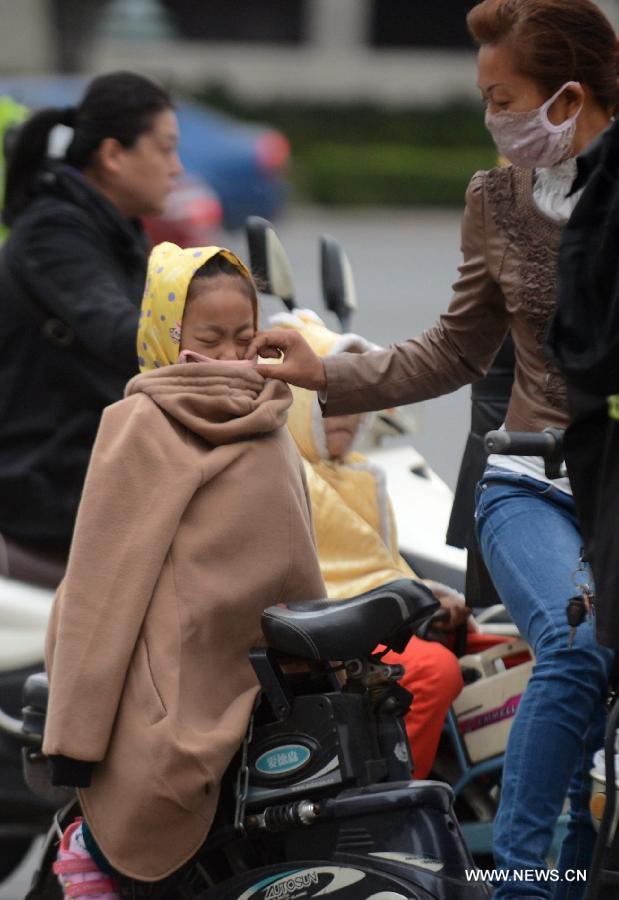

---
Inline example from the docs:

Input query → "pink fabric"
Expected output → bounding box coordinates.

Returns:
[54,818,119,899]
[178,349,257,366]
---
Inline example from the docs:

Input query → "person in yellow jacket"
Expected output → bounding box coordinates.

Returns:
[272,308,467,778]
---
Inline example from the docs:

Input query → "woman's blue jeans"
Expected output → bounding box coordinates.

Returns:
[475,469,613,899]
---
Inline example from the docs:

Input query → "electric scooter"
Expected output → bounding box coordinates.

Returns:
[4,579,491,899]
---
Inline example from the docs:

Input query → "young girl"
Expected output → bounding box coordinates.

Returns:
[43,242,326,896]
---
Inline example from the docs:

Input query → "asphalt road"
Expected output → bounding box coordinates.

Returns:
[0,204,469,899]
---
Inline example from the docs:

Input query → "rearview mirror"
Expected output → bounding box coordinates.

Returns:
[245,216,296,311]
[320,235,357,332]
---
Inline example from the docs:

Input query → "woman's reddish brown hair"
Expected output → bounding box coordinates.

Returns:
[467,0,619,111]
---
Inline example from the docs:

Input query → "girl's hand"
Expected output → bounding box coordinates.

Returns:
[246,329,327,391]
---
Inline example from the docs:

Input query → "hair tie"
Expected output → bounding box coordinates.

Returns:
[60,106,76,128]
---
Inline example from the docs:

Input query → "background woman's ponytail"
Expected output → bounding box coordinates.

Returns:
[3,107,71,225]
[3,71,172,226]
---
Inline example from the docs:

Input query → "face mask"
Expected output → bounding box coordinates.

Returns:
[178,349,257,366]
[485,81,582,169]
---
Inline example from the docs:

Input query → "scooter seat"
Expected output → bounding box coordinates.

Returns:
[261,578,439,661]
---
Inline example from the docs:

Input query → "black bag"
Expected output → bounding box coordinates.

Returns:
[447,334,514,608]
[548,120,619,395]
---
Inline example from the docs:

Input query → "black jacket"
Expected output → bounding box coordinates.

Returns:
[549,124,619,395]
[548,120,619,649]
[0,164,148,548]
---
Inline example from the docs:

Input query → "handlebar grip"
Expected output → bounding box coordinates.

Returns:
[484,430,559,457]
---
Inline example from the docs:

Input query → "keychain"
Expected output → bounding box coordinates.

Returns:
[566,552,595,650]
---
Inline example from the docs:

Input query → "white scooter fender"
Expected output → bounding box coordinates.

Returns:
[0,576,53,672]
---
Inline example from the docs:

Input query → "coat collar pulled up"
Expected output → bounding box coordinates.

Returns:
[125,362,292,446]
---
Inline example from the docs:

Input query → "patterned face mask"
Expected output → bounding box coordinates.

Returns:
[485,81,583,169]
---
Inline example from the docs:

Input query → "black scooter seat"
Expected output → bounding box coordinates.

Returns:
[261,578,439,660]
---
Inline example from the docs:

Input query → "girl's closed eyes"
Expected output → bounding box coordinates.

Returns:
[180,270,258,363]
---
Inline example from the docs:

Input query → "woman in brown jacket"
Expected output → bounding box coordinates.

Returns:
[43,242,326,893]
[247,2,618,895]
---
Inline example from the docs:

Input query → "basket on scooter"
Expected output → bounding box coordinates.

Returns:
[452,639,534,764]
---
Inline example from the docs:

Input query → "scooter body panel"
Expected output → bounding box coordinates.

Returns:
[247,692,385,806]
[214,783,490,900]
[205,854,490,899]
[279,782,490,900]
[204,859,436,899]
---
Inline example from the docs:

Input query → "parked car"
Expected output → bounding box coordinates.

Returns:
[175,99,290,229]
[0,75,290,230]
[143,172,223,248]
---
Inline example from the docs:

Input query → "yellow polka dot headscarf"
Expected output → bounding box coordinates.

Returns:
[137,241,253,372]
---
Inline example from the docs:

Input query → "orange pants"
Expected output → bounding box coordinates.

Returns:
[382,637,463,779]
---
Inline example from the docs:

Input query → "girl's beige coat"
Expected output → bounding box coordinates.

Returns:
[43,363,325,880]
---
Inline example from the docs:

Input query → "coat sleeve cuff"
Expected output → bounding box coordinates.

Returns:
[48,755,95,788]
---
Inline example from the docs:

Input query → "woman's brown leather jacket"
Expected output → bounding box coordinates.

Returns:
[323,165,566,433]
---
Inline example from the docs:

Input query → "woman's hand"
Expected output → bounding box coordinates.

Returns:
[246,329,327,391]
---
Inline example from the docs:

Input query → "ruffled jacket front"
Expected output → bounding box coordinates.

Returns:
[322,165,567,431]
[43,363,325,880]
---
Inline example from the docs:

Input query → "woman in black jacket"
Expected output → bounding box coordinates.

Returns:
[0,72,182,579]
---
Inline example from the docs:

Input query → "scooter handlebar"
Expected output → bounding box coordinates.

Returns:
[484,429,562,458]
